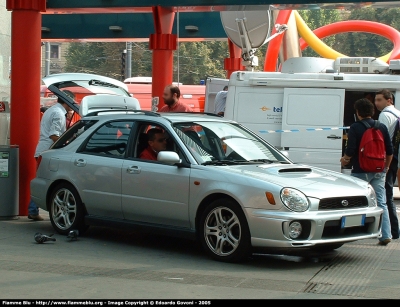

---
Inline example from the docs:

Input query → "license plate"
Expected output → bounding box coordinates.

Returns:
[341,214,366,228]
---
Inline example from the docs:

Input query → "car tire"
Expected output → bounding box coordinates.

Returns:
[199,198,252,263]
[49,182,88,235]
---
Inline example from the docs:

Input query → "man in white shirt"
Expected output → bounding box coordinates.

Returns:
[375,89,400,239]
[28,95,73,221]
[214,86,228,116]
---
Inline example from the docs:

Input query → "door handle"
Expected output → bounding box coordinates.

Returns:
[74,158,86,167]
[327,135,341,139]
[127,165,141,174]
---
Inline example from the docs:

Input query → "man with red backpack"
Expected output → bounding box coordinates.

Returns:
[341,98,393,245]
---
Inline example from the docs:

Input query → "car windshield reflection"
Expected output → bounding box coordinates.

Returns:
[173,121,289,165]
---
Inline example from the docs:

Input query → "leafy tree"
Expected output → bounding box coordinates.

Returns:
[65,41,229,84]
[130,42,153,77]
[64,42,126,78]
[297,9,342,57]
[173,41,227,84]
[64,8,400,80]
[338,8,400,58]
[65,42,152,79]
[251,9,342,71]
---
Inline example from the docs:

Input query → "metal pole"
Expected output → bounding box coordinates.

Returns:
[126,42,132,79]
[45,42,50,76]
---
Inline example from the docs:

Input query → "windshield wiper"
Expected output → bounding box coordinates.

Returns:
[248,159,278,163]
[249,159,291,164]
[202,160,240,166]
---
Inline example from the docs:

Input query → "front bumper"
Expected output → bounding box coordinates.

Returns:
[246,206,383,249]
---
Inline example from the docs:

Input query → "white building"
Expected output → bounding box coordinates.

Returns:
[0,2,11,104]
[0,3,11,145]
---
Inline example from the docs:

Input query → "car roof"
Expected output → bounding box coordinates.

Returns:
[157,112,229,123]
[79,94,140,116]
[83,111,233,124]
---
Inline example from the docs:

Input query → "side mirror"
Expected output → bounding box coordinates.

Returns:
[157,151,181,165]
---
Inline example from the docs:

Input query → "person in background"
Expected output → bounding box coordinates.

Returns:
[340,98,393,246]
[139,128,167,160]
[66,110,75,128]
[159,85,193,112]
[63,90,76,129]
[375,89,400,240]
[214,85,228,116]
[27,94,73,221]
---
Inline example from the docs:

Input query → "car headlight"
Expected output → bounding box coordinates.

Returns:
[280,188,309,212]
[367,184,377,207]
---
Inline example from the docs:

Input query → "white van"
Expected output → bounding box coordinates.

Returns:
[205,57,400,173]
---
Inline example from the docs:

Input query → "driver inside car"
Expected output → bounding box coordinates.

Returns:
[139,128,168,161]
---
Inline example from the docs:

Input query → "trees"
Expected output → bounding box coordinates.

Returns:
[297,9,342,57]
[64,8,400,80]
[337,8,400,58]
[64,42,126,78]
[296,8,400,59]
[174,41,228,84]
[65,41,228,84]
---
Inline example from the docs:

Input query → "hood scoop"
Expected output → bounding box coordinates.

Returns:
[279,168,312,173]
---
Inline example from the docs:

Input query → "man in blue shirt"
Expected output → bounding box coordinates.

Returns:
[375,89,400,240]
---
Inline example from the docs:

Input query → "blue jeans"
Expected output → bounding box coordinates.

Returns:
[385,160,400,239]
[28,199,39,216]
[351,171,392,241]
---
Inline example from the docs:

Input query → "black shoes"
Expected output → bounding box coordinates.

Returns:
[378,238,391,246]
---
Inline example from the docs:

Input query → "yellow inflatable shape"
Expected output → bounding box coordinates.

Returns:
[293,10,391,63]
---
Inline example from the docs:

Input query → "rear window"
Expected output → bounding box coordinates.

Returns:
[79,121,133,157]
[51,120,98,149]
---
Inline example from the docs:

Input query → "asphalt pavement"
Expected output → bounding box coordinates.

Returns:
[0,190,400,300]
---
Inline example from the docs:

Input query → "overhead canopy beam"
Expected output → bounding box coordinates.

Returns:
[41,1,400,41]
[43,0,400,14]
[41,12,227,41]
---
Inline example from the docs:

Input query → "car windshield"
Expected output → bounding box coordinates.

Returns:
[173,121,290,165]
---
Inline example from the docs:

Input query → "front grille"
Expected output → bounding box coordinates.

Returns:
[318,196,368,210]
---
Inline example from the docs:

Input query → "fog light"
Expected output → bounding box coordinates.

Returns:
[289,221,302,239]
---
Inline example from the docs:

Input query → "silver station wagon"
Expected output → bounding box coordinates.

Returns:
[31,79,382,263]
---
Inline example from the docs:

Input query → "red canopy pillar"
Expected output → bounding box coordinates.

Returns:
[6,0,46,215]
[149,6,177,111]
[224,39,245,79]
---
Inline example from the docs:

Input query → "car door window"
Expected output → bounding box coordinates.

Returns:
[80,120,133,157]
[132,122,184,161]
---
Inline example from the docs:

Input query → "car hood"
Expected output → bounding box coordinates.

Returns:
[218,163,368,198]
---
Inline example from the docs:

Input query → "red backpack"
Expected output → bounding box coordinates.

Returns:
[358,120,386,172]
